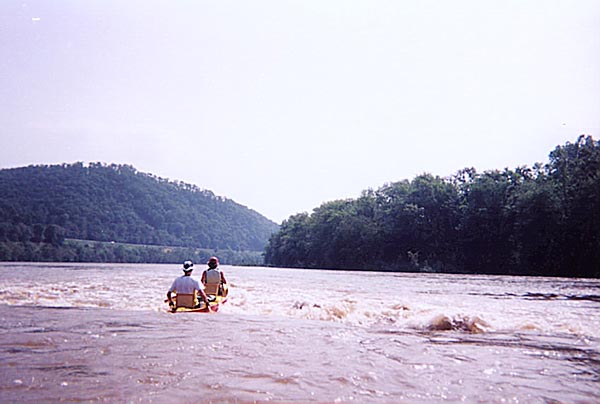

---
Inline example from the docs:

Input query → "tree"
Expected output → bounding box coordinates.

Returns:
[547,135,600,277]
[43,225,65,246]
[31,223,44,243]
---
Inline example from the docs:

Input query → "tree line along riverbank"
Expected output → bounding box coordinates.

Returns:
[1,136,598,277]
[265,135,600,278]
[0,238,263,266]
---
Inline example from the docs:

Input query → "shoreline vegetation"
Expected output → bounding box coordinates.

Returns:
[264,135,600,278]
[0,239,264,266]
[1,135,598,278]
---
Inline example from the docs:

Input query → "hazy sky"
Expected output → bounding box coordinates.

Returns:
[1,1,599,223]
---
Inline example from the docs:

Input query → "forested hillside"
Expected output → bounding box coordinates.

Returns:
[0,163,279,262]
[265,135,600,278]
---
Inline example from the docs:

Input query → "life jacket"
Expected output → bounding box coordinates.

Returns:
[205,268,221,286]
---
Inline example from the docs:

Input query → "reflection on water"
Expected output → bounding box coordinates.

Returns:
[0,263,599,403]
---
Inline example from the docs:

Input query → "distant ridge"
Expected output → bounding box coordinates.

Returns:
[0,162,279,252]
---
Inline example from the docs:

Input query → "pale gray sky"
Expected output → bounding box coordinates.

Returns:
[1,1,599,223]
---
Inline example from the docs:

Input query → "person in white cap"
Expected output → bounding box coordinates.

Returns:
[166,260,210,309]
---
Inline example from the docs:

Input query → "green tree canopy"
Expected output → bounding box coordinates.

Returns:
[265,135,600,278]
[0,163,279,253]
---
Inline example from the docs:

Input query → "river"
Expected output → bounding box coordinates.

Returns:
[0,262,598,403]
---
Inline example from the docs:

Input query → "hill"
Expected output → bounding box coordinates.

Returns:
[0,163,279,261]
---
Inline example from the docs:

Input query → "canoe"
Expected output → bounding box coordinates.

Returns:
[167,294,227,313]
[166,285,229,313]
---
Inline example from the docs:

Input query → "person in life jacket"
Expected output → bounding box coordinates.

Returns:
[201,256,228,297]
[166,260,210,310]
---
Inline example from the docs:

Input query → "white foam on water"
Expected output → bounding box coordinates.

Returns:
[0,263,599,338]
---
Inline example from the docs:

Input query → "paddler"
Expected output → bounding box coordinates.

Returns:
[167,260,210,310]
[201,256,228,297]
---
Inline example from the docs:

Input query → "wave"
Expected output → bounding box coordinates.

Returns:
[283,298,491,334]
[426,314,491,333]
